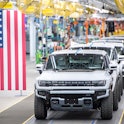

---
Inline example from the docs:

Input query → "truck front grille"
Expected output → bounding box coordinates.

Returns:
[45,81,102,86]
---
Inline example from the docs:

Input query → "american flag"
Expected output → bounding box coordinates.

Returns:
[0,10,26,90]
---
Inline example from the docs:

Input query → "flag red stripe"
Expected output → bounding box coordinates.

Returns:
[1,49,4,90]
[22,13,26,90]
[0,48,1,90]
[14,11,19,90]
[7,11,11,90]
[0,48,4,90]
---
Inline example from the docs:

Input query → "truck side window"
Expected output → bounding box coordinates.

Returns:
[120,48,124,55]
[111,49,117,60]
[46,57,52,69]
[113,49,118,60]
[105,55,110,69]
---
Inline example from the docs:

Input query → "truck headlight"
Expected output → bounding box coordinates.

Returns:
[92,80,106,86]
[38,80,52,86]
[38,80,47,86]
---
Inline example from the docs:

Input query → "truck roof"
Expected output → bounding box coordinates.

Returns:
[51,49,107,56]
[92,40,123,46]
[70,42,115,49]
[102,36,124,40]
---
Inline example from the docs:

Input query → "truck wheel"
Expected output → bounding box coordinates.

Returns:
[120,77,123,96]
[101,91,113,120]
[118,80,121,102]
[34,95,47,119]
[123,77,124,89]
[113,85,118,111]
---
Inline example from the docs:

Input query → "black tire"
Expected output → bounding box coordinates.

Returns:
[120,77,123,96]
[34,95,47,119]
[113,85,118,111]
[123,77,124,89]
[118,81,121,102]
[101,91,113,120]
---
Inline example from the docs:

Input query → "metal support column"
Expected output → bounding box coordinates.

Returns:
[29,16,36,61]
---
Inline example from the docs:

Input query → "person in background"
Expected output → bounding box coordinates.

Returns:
[65,32,71,49]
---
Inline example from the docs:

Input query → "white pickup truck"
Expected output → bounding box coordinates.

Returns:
[34,49,119,120]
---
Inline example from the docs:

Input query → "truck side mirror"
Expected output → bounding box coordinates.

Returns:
[118,55,124,63]
[36,63,44,74]
[108,63,117,74]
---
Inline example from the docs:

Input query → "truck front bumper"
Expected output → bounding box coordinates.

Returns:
[35,88,110,110]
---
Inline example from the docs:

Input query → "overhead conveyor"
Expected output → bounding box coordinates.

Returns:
[16,0,84,18]
[114,0,124,14]
[0,0,13,9]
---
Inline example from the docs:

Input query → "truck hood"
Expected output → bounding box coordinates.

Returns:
[37,70,109,81]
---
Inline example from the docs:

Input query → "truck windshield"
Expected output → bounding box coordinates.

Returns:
[52,54,105,70]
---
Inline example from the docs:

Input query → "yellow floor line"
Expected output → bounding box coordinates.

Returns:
[0,92,33,113]
[22,115,34,124]
[119,110,124,124]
